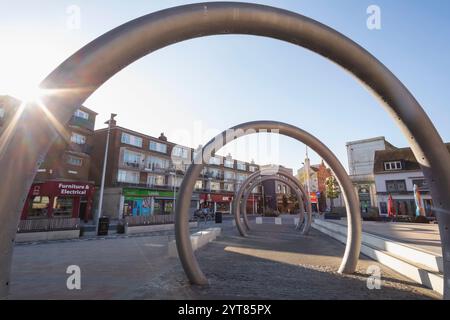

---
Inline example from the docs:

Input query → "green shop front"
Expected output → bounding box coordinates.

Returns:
[122,188,199,217]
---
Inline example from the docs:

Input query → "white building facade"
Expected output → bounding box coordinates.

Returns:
[372,146,449,217]
[346,137,396,213]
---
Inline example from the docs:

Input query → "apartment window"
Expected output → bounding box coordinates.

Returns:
[195,180,203,190]
[209,156,221,166]
[147,156,169,171]
[172,146,189,159]
[210,182,221,191]
[384,161,402,171]
[74,109,89,120]
[121,133,143,148]
[237,161,246,171]
[147,174,165,186]
[277,185,282,193]
[70,132,86,145]
[386,180,407,193]
[0,107,4,118]
[118,169,140,184]
[224,159,234,168]
[237,173,247,182]
[249,166,257,172]
[224,183,234,192]
[149,141,167,153]
[123,150,143,167]
[67,156,83,166]
[208,168,222,179]
[224,171,235,181]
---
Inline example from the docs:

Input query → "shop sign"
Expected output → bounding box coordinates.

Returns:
[123,188,174,198]
[29,181,94,197]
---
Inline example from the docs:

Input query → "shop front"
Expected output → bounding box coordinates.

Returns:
[122,188,184,217]
[200,193,233,214]
[21,181,95,221]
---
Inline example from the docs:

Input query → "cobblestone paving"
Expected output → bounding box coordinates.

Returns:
[9,223,441,300]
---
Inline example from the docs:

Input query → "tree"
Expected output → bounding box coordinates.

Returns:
[325,176,341,212]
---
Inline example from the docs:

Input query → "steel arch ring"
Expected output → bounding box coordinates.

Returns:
[232,168,312,235]
[239,174,311,234]
[1,2,449,298]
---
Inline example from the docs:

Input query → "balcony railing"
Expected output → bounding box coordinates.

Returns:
[69,116,95,131]
[69,142,93,155]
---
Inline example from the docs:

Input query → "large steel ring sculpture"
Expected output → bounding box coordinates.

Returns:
[240,172,311,234]
[176,120,361,285]
[238,174,311,235]
[232,168,312,236]
[0,2,449,299]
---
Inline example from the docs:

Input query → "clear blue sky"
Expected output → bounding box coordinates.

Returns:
[1,0,449,173]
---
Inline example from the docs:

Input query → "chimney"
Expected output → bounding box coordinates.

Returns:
[158,133,167,141]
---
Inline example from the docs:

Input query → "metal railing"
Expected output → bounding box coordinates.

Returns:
[125,214,175,226]
[17,218,80,233]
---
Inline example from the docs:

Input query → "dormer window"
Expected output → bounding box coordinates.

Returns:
[384,161,402,171]
[74,109,89,120]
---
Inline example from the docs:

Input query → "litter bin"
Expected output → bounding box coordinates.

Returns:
[98,216,110,236]
[215,212,222,224]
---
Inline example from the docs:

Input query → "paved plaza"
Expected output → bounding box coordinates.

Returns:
[331,219,442,255]
[9,221,441,300]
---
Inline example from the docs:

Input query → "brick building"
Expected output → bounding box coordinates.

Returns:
[89,118,263,219]
[0,95,98,223]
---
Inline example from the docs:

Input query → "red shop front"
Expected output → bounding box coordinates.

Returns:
[21,181,95,221]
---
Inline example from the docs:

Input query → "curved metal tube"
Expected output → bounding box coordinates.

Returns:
[240,175,310,234]
[240,174,307,231]
[232,169,311,235]
[0,2,449,298]
[177,120,361,285]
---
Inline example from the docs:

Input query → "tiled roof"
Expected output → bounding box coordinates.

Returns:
[374,143,450,174]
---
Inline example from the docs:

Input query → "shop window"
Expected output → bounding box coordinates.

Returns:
[28,196,50,218]
[164,201,174,214]
[53,197,73,218]
[153,200,162,215]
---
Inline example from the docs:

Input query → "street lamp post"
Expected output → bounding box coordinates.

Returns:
[95,113,116,234]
